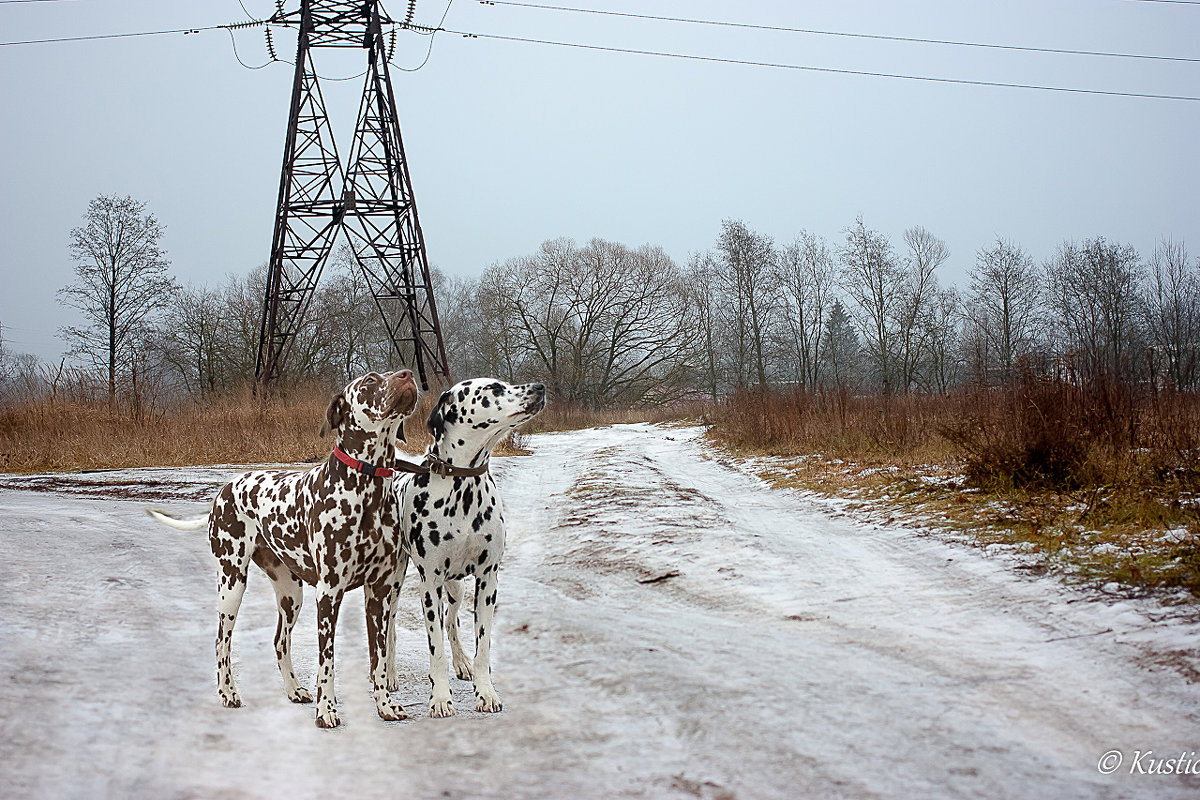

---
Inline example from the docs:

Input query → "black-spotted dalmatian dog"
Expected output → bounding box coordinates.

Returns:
[148,370,419,728]
[387,378,546,717]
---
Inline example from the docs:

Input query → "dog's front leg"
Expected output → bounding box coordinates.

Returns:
[385,551,408,692]
[445,579,474,681]
[471,567,502,712]
[419,577,455,717]
[314,582,345,728]
[365,581,408,721]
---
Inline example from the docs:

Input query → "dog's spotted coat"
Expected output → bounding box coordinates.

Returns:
[150,370,418,728]
[387,378,546,717]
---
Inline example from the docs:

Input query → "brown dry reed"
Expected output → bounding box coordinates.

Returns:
[710,386,957,464]
[710,376,1200,496]
[0,381,529,473]
[0,381,654,474]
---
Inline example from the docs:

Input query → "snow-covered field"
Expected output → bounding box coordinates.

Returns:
[1,424,1198,799]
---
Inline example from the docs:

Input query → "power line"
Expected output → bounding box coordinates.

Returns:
[445,27,1200,103]
[0,12,429,80]
[226,26,271,69]
[480,0,1200,65]
[0,20,266,47]
[2,9,1195,102]
[393,0,454,72]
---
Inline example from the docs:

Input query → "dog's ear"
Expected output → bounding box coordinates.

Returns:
[426,390,451,437]
[319,392,347,438]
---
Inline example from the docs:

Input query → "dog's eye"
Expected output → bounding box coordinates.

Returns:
[364,376,377,384]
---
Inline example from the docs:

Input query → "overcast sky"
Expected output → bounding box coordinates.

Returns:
[1,0,1197,362]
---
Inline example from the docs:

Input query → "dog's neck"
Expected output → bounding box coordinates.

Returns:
[429,432,500,471]
[334,424,397,469]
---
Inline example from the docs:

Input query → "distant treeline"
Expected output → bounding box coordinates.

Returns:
[1,212,1196,410]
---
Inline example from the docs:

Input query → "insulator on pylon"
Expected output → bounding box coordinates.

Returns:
[275,0,285,14]
[265,26,277,61]
[387,27,396,62]
[405,0,417,27]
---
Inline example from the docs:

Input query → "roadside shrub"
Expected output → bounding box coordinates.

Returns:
[944,370,1200,493]
[943,373,1097,490]
[710,386,956,461]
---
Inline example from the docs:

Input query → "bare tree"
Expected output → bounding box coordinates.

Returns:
[320,243,395,383]
[480,238,577,396]
[839,217,904,393]
[438,271,498,380]
[217,265,269,386]
[472,238,696,405]
[58,195,177,400]
[920,286,962,393]
[0,324,10,385]
[967,238,1043,383]
[587,243,697,405]
[1046,237,1145,379]
[158,285,224,394]
[715,220,776,388]
[1144,238,1199,389]
[894,226,950,392]
[775,231,834,390]
[685,252,724,401]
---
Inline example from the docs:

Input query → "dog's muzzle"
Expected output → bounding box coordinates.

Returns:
[522,383,547,415]
[385,370,419,416]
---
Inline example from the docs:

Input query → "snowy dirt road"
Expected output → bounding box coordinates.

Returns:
[1,423,1199,799]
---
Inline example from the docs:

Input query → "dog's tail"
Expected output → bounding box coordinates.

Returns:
[145,508,210,531]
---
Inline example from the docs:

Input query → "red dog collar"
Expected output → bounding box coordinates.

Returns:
[332,445,394,478]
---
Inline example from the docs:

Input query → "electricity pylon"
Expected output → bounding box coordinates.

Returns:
[256,0,448,391]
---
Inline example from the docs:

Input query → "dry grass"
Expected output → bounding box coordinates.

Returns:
[708,383,1200,598]
[520,399,709,434]
[711,387,959,462]
[0,384,525,473]
[8,370,1196,596]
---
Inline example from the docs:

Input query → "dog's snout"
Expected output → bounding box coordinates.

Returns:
[386,370,419,415]
[531,383,546,395]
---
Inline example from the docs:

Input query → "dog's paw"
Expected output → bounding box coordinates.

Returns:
[375,697,409,722]
[288,686,313,704]
[428,695,455,718]
[219,690,242,709]
[474,686,503,713]
[454,659,474,682]
[315,704,341,729]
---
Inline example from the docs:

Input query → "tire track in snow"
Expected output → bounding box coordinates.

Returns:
[496,423,1200,799]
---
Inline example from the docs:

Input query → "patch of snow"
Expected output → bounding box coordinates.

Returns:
[0,424,1198,798]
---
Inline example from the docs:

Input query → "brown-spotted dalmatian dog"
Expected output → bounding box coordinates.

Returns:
[387,378,546,718]
[148,370,418,728]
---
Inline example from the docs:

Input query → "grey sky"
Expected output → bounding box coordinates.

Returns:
[1,0,1197,362]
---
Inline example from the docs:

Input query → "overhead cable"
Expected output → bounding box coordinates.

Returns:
[444,27,1200,102]
[477,0,1200,65]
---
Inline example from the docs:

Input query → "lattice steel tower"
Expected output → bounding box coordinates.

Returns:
[256,0,449,390]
